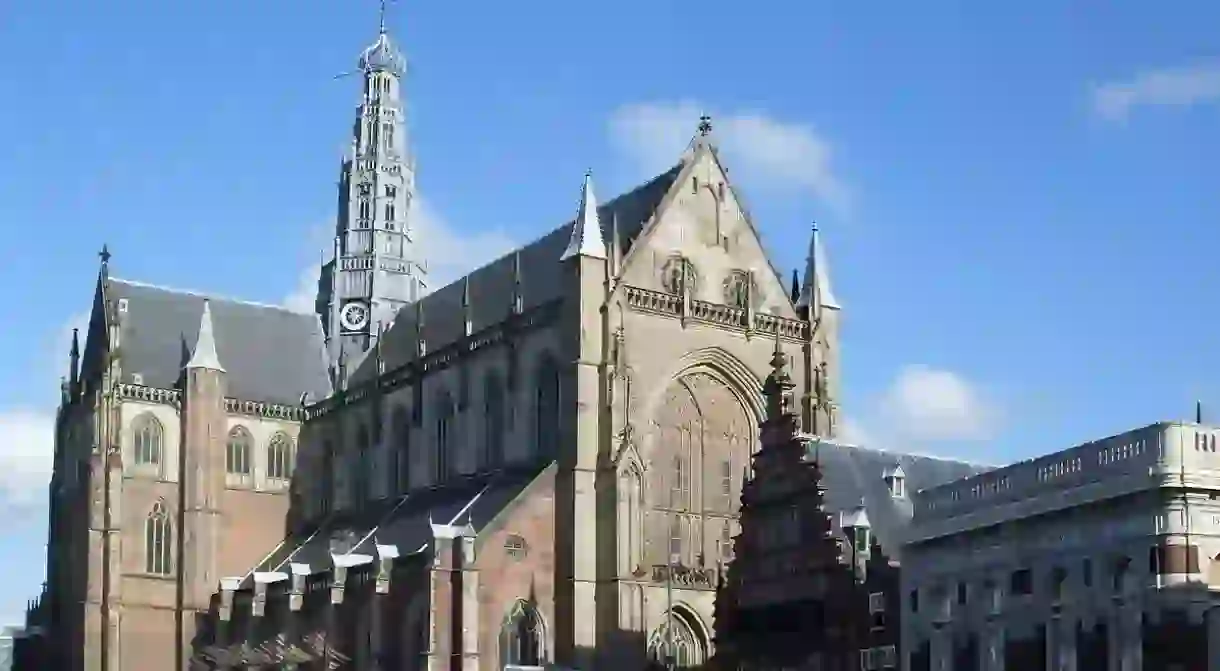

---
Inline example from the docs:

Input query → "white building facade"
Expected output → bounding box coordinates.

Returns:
[902,421,1220,671]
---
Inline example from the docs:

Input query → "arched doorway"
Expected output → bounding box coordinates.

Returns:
[647,606,708,669]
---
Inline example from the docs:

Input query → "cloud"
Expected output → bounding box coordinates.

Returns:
[1093,63,1220,121]
[0,310,89,509]
[878,365,1000,443]
[282,197,516,313]
[609,101,850,212]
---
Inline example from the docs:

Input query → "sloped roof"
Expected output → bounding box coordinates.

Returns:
[351,164,683,383]
[105,279,332,405]
[246,463,550,584]
[809,440,989,558]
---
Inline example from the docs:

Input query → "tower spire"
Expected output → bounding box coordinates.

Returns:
[316,2,422,388]
[795,222,840,316]
[186,301,225,372]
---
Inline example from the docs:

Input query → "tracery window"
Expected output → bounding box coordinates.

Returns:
[133,413,163,468]
[435,392,454,482]
[483,373,506,468]
[394,405,411,492]
[355,425,371,503]
[145,500,173,575]
[499,600,545,667]
[226,426,252,476]
[267,432,294,480]
[533,356,560,459]
[647,609,706,668]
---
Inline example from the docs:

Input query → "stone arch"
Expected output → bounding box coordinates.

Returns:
[642,347,765,429]
[647,603,710,669]
[640,358,757,569]
[498,598,548,667]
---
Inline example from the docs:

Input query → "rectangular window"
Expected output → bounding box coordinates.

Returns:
[1010,568,1033,596]
[383,123,394,151]
[868,592,886,614]
[719,521,733,560]
[957,582,968,605]
[384,185,397,221]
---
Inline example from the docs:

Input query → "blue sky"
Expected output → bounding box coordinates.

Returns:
[2,0,1219,624]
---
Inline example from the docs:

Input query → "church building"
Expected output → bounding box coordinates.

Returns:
[22,14,982,671]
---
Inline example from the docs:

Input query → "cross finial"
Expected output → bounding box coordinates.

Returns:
[98,244,111,265]
[378,0,391,34]
[697,115,713,137]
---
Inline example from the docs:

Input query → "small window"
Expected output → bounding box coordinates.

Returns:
[1010,568,1033,596]
[133,413,164,468]
[225,426,252,476]
[909,589,919,613]
[868,592,886,614]
[1082,558,1093,587]
[956,582,968,605]
[267,432,294,480]
[382,122,394,151]
[144,501,173,575]
[668,514,682,561]
[504,534,528,560]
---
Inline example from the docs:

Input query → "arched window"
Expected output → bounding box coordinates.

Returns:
[133,413,163,467]
[226,426,252,475]
[354,425,371,503]
[319,441,335,514]
[393,405,411,493]
[533,356,560,458]
[266,432,294,480]
[647,608,706,669]
[499,600,545,667]
[145,500,173,575]
[435,393,454,481]
[483,373,505,468]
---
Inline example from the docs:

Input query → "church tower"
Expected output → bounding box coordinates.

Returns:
[316,11,425,386]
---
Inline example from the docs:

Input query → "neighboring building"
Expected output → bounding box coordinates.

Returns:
[0,626,16,671]
[22,10,988,671]
[902,421,1220,671]
[712,341,981,671]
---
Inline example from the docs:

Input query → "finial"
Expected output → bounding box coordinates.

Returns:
[1197,400,1204,424]
[98,244,111,267]
[697,115,713,137]
[378,0,392,34]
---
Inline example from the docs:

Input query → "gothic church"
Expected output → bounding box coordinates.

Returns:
[25,16,981,671]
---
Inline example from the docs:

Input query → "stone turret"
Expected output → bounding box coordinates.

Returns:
[179,300,228,662]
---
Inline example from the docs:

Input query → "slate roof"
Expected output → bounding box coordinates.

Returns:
[244,464,551,583]
[106,279,333,405]
[808,439,990,559]
[351,164,684,383]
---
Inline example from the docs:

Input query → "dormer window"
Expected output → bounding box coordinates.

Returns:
[883,464,907,498]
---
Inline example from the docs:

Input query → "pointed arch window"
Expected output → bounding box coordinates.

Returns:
[266,432,294,480]
[647,609,706,669]
[226,426,252,476]
[358,196,371,221]
[145,500,173,575]
[483,373,506,468]
[499,600,545,667]
[385,185,397,222]
[319,441,335,515]
[533,356,561,459]
[394,405,411,492]
[133,413,164,468]
[382,122,394,153]
[435,392,454,482]
[355,425,372,503]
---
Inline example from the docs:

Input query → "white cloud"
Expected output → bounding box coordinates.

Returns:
[0,310,88,508]
[1093,63,1220,121]
[609,101,850,211]
[878,365,999,443]
[282,197,516,313]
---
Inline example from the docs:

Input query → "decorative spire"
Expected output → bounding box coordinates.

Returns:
[414,300,427,357]
[186,301,225,372]
[68,328,81,392]
[511,251,524,314]
[763,331,795,423]
[795,222,840,314]
[461,276,473,336]
[608,211,623,278]
[789,269,800,303]
[561,170,607,261]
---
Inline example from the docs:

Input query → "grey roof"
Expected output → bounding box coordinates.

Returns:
[352,164,683,383]
[247,464,550,582]
[808,440,989,558]
[106,279,332,405]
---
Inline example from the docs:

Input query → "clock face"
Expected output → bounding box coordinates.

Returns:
[340,301,370,332]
